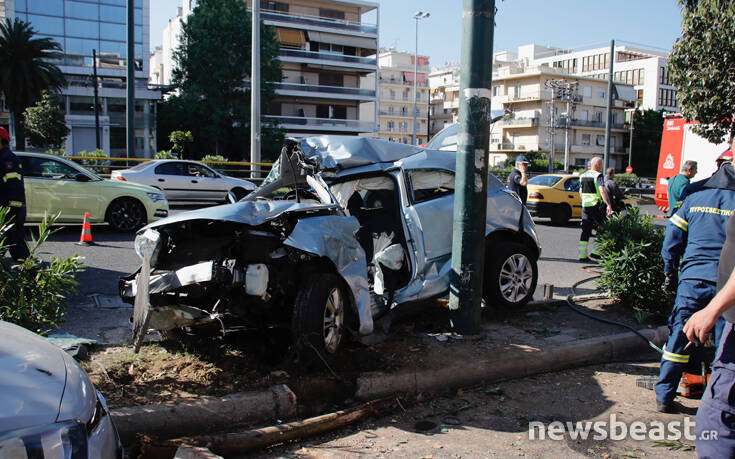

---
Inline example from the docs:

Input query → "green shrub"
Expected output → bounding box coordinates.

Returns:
[202,154,227,163]
[45,147,65,156]
[155,150,178,159]
[613,173,639,188]
[0,209,83,334]
[72,149,110,174]
[595,207,668,317]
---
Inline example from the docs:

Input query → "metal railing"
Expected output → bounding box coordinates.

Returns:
[570,119,626,129]
[261,10,377,34]
[378,78,429,87]
[280,49,377,66]
[379,110,428,118]
[498,117,539,127]
[274,82,375,97]
[264,115,374,131]
[62,155,273,183]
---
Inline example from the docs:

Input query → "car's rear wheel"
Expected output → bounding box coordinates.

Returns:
[483,242,538,309]
[292,273,346,362]
[107,198,146,232]
[550,203,572,225]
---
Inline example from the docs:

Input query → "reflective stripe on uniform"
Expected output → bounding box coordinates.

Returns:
[3,172,20,182]
[8,200,22,207]
[670,214,688,232]
[580,170,602,207]
[663,349,690,364]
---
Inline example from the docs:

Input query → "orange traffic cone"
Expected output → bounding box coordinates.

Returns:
[76,212,95,246]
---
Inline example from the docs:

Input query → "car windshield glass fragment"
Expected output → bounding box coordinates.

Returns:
[528,175,563,187]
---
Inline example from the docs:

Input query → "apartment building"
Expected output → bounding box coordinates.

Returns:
[518,43,674,111]
[428,65,458,138]
[361,49,429,144]
[491,65,635,169]
[5,0,160,157]
[155,0,378,137]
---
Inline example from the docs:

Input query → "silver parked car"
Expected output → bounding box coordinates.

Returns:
[0,321,122,458]
[120,137,541,359]
[111,159,257,202]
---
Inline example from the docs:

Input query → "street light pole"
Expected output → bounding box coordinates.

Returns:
[412,11,429,145]
[251,0,261,178]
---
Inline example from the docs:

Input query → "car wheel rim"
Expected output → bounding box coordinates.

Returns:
[323,287,344,354]
[110,201,143,231]
[498,253,533,303]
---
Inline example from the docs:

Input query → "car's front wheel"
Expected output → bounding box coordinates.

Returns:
[484,242,538,309]
[107,198,146,232]
[292,273,346,362]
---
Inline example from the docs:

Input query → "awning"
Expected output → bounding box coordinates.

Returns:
[306,31,376,49]
[403,71,427,85]
[614,84,637,102]
[276,28,305,47]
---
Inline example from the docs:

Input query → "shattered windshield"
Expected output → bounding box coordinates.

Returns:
[247,152,333,205]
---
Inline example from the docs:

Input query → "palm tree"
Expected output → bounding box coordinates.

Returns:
[0,18,65,150]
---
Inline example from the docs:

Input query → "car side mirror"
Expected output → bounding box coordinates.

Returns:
[226,191,237,204]
[75,174,91,182]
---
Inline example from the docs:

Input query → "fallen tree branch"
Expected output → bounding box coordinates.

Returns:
[139,398,392,458]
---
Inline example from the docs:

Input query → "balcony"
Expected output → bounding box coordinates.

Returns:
[444,99,459,110]
[264,115,375,133]
[570,119,626,130]
[274,82,376,101]
[571,144,629,154]
[279,49,376,70]
[505,91,548,102]
[379,110,428,118]
[498,117,539,128]
[379,78,428,88]
[261,10,377,35]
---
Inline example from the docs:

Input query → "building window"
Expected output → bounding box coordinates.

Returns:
[598,90,605,99]
[596,135,605,146]
[319,8,346,20]
[581,134,591,146]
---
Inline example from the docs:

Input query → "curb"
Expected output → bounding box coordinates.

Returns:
[354,325,669,400]
[110,326,668,444]
[111,384,297,444]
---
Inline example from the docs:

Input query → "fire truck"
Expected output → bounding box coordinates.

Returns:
[654,114,729,213]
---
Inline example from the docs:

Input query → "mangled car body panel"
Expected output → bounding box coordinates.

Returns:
[121,136,541,351]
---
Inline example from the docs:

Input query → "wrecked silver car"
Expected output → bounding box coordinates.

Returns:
[120,136,541,357]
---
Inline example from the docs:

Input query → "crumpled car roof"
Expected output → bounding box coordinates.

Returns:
[299,136,424,170]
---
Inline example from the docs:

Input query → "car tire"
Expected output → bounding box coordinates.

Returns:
[106,198,146,232]
[292,273,346,362]
[550,204,571,225]
[484,242,538,309]
[228,187,250,202]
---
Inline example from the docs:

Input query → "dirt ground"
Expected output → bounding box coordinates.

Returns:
[82,298,666,410]
[251,362,699,459]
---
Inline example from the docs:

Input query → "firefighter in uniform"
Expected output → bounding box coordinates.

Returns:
[578,156,613,261]
[0,126,29,260]
[655,160,735,413]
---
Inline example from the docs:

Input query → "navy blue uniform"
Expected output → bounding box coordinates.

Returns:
[0,146,29,260]
[696,214,735,457]
[655,166,735,405]
[507,168,527,204]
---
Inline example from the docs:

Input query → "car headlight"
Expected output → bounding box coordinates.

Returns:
[0,420,88,458]
[134,228,161,263]
[146,192,166,202]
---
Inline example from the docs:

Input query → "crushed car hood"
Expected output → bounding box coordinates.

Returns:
[144,200,335,229]
[299,136,423,170]
[0,322,67,432]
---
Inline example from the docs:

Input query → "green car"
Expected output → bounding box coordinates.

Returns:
[17,152,169,232]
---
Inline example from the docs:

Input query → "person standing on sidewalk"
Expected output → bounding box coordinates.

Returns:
[684,212,735,457]
[655,160,735,413]
[668,160,698,216]
[0,127,29,260]
[507,155,529,205]
[578,157,613,261]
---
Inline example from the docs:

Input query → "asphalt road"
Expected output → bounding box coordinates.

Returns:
[33,203,667,306]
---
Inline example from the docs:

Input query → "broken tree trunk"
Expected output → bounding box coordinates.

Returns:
[138,398,390,458]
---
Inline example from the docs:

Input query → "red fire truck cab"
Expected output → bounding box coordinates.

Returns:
[654,115,729,213]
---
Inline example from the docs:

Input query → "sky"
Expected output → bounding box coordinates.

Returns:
[150,0,685,66]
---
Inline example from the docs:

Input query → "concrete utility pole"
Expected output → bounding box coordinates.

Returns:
[627,108,635,168]
[448,0,495,335]
[126,0,135,159]
[251,0,261,178]
[412,11,429,145]
[603,39,615,170]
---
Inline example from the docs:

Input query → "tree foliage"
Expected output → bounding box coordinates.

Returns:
[631,109,664,177]
[169,130,193,156]
[162,0,284,161]
[0,19,65,150]
[669,0,735,143]
[24,91,69,149]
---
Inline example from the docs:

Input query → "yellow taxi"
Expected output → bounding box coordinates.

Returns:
[525,174,583,225]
